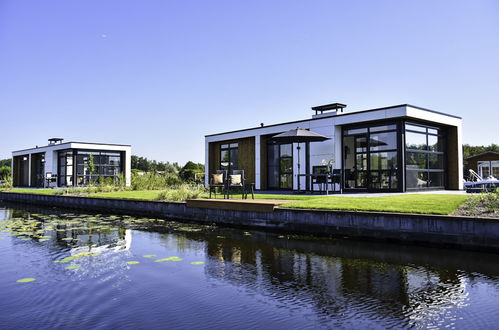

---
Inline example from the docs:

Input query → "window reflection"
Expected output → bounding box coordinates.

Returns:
[405,122,445,190]
[220,143,239,172]
[343,122,399,191]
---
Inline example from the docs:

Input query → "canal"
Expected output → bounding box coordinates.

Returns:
[1,201,499,329]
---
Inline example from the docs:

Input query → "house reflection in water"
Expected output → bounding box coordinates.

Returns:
[202,234,470,325]
[53,226,132,254]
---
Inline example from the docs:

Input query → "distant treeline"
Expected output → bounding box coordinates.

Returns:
[131,156,204,182]
[131,155,180,173]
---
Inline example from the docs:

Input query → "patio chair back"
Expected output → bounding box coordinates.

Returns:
[312,166,327,184]
[229,170,245,186]
[210,170,227,186]
[330,169,341,184]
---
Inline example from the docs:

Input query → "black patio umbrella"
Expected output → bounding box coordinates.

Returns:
[272,128,330,190]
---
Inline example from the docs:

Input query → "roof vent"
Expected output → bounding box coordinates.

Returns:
[48,138,64,145]
[311,103,346,118]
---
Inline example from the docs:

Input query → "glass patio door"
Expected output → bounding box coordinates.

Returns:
[343,123,400,191]
[343,134,368,189]
[267,143,293,189]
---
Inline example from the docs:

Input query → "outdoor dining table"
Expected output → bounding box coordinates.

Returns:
[297,173,342,194]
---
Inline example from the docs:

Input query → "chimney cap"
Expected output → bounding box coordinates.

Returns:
[311,103,347,115]
[48,138,64,145]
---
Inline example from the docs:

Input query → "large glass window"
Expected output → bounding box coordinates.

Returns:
[220,143,239,172]
[343,122,399,191]
[369,132,397,151]
[58,151,74,186]
[405,123,445,190]
[74,150,123,186]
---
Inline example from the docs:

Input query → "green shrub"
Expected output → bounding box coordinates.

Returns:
[131,172,181,190]
[0,166,11,180]
[481,190,499,214]
[156,184,205,202]
[463,189,499,216]
[0,175,13,189]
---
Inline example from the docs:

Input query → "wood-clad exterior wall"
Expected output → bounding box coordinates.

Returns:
[446,126,460,190]
[466,153,499,175]
[208,137,256,183]
[13,155,29,187]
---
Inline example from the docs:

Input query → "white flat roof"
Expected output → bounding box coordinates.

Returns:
[205,104,461,140]
[12,141,131,156]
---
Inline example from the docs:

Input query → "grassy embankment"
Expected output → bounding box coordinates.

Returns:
[89,191,467,215]
[1,188,468,215]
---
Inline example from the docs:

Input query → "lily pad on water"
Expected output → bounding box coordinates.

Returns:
[57,256,78,263]
[155,256,183,262]
[191,261,204,265]
[143,255,157,258]
[65,265,80,270]
[127,261,140,265]
[16,278,36,283]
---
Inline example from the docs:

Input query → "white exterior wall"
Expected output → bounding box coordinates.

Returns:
[456,121,464,190]
[12,142,132,187]
[205,105,463,191]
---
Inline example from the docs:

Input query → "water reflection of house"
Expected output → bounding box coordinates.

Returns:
[53,227,132,254]
[202,235,470,323]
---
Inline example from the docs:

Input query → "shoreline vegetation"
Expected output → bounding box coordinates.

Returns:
[0,152,498,217]
[0,168,497,217]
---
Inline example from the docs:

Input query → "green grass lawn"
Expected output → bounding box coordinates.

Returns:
[88,190,164,200]
[0,188,56,195]
[86,191,315,201]
[281,194,468,215]
[86,191,468,215]
[2,188,469,215]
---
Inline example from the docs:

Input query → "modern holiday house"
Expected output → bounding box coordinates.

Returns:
[205,103,463,192]
[11,138,131,188]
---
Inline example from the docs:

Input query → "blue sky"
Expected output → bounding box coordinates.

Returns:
[1,0,498,164]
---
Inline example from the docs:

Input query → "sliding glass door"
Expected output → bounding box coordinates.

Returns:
[267,143,293,189]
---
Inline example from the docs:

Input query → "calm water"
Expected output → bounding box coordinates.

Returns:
[1,202,499,329]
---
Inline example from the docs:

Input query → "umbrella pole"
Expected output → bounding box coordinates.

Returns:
[297,143,301,191]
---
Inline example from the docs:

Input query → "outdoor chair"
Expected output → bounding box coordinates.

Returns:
[209,170,228,199]
[226,169,245,198]
[311,166,328,193]
[328,169,342,193]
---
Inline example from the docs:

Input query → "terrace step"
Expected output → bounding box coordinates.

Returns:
[185,199,292,212]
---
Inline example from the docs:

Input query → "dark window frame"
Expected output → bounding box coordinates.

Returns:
[404,121,447,190]
[219,143,239,173]
[342,120,402,192]
[266,142,294,190]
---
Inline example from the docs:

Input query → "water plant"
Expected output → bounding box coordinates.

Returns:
[65,265,80,270]
[16,278,36,283]
[127,261,140,265]
[155,256,183,262]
